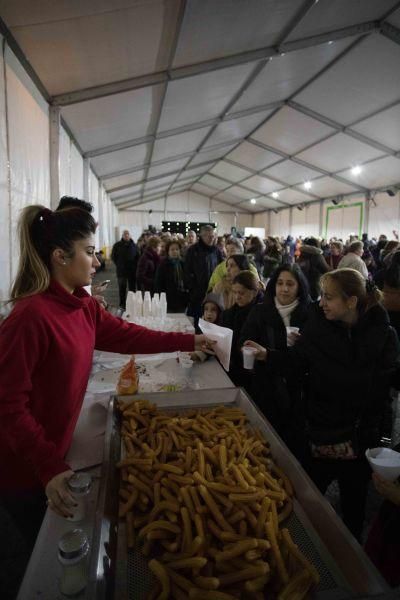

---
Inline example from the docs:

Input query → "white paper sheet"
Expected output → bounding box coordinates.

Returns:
[198,318,233,372]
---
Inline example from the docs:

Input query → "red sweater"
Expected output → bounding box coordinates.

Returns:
[0,281,194,493]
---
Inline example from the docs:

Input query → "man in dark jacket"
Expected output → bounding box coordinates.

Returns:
[297,237,329,300]
[111,230,138,309]
[184,225,223,326]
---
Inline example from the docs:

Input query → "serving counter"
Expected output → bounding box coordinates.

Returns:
[16,351,232,599]
[87,388,389,600]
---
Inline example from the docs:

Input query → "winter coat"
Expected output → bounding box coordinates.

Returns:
[269,304,399,446]
[136,248,161,293]
[263,249,283,279]
[325,254,343,270]
[111,238,138,278]
[338,252,369,279]
[222,297,262,390]
[239,298,311,435]
[297,245,329,300]
[184,239,224,310]
[155,258,188,312]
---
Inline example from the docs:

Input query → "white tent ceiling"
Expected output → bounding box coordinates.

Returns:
[0,0,399,214]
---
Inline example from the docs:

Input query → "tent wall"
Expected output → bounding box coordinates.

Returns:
[118,191,253,236]
[369,192,400,240]
[0,37,115,296]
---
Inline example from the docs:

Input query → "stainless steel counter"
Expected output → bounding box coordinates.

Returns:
[89,388,389,600]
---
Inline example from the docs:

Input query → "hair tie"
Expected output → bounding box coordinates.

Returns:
[35,208,55,245]
[366,279,377,294]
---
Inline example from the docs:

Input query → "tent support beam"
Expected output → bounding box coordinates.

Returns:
[85,101,284,159]
[51,21,379,107]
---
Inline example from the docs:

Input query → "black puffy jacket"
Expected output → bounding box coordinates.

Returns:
[269,304,399,443]
[184,239,223,310]
[239,299,311,434]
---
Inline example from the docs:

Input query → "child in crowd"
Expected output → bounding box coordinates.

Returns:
[192,294,223,361]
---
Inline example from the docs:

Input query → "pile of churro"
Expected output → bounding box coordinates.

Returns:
[117,399,319,599]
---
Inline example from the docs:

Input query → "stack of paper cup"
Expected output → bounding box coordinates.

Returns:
[126,291,135,318]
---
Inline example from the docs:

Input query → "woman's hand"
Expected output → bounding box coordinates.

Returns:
[287,331,301,346]
[45,470,76,518]
[242,340,267,361]
[372,473,400,506]
[194,335,216,354]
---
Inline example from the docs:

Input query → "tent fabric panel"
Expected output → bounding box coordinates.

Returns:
[351,104,400,151]
[210,161,252,183]
[204,109,275,149]
[251,106,335,154]
[295,35,400,125]
[2,0,181,94]
[152,127,212,162]
[231,38,355,113]
[263,159,321,186]
[61,85,164,152]
[286,0,398,41]
[172,0,305,67]
[91,144,150,177]
[339,156,400,188]
[157,62,256,132]
[226,141,281,171]
[296,132,385,173]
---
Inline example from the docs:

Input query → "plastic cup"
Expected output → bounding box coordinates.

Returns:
[242,346,257,370]
[365,447,400,481]
[286,326,299,347]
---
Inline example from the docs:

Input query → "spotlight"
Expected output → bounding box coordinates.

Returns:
[297,204,304,211]
[351,165,362,176]
[386,188,396,197]
[304,181,312,190]
[250,198,257,205]
[331,198,339,205]
[272,192,279,199]
[272,209,279,214]
[148,209,153,214]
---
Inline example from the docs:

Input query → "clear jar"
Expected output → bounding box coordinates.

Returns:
[67,472,91,522]
[58,529,89,597]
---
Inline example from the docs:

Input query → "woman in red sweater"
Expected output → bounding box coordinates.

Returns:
[0,205,211,558]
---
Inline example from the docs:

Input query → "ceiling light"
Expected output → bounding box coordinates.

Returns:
[272,192,279,199]
[250,198,257,204]
[351,165,362,176]
[304,181,312,190]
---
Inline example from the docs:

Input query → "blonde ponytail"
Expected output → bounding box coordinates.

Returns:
[10,205,50,302]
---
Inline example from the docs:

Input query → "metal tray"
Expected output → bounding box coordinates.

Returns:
[87,387,389,599]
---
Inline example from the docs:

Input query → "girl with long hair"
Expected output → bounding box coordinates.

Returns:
[244,269,399,541]
[240,264,311,438]
[0,205,211,567]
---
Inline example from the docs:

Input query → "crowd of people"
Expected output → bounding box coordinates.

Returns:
[1,197,400,596]
[110,223,400,585]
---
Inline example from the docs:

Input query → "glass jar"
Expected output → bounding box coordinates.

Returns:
[67,472,91,522]
[58,529,89,597]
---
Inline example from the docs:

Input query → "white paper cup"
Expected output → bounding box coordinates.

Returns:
[242,346,257,370]
[365,447,400,481]
[286,326,300,347]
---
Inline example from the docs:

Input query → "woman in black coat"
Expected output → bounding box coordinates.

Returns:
[155,240,188,312]
[244,269,399,541]
[136,236,161,293]
[240,264,311,440]
[222,271,263,391]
